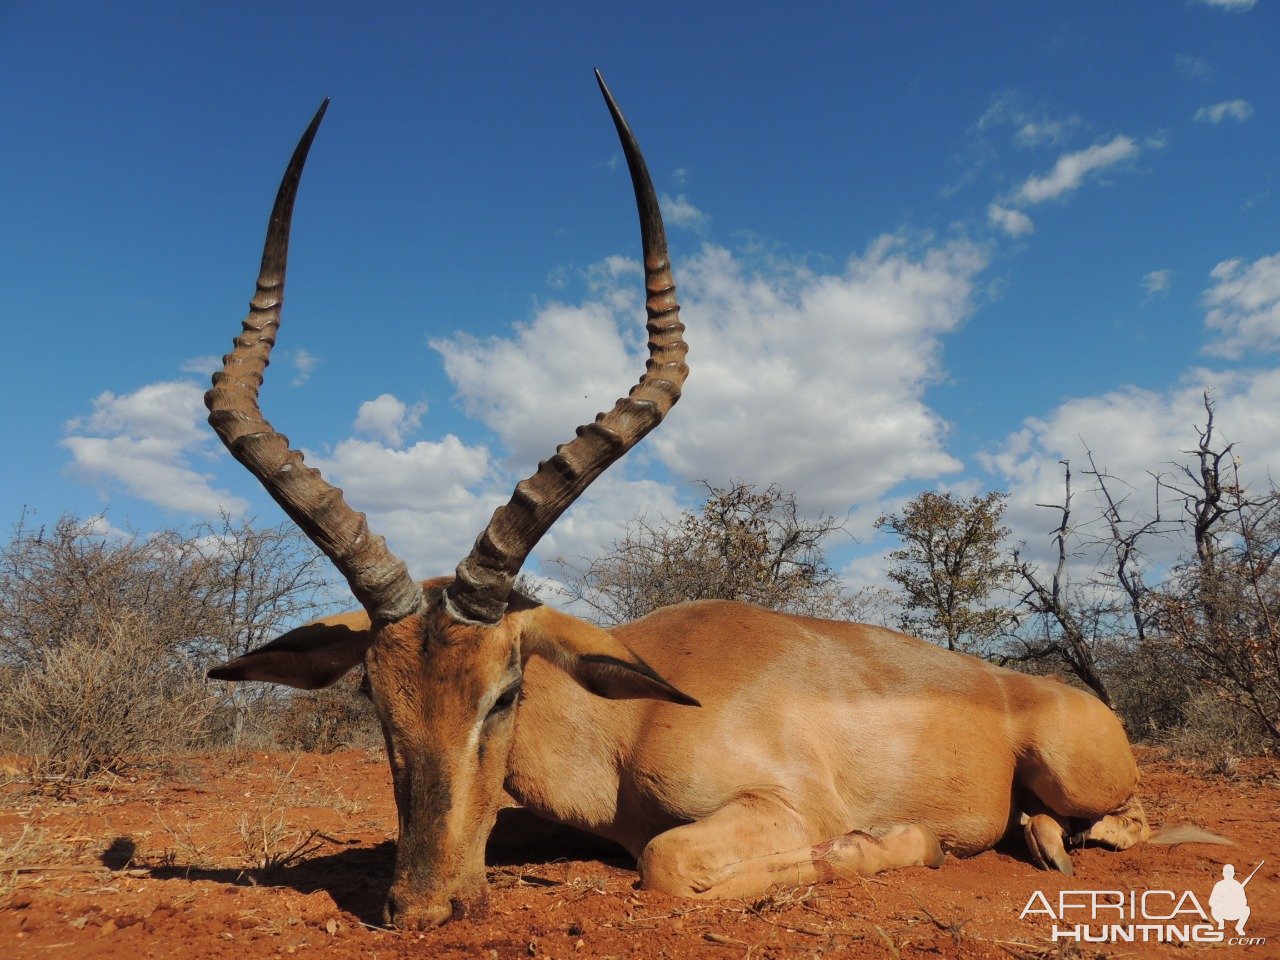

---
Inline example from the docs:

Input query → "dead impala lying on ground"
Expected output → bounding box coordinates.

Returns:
[207,74,1150,930]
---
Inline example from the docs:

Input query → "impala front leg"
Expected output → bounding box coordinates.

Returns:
[638,797,943,899]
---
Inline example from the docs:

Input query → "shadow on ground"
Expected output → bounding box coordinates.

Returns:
[137,809,634,925]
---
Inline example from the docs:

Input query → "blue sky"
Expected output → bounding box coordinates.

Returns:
[3,1,1278,597]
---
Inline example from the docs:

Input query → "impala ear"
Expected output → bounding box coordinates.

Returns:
[208,610,374,690]
[518,607,700,707]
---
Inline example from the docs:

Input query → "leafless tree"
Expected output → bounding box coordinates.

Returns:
[0,513,215,667]
[552,481,869,626]
[187,514,340,743]
[1010,462,1117,705]
[1009,456,1168,708]
[1152,396,1280,746]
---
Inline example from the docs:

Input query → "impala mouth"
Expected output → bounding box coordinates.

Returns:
[384,885,489,929]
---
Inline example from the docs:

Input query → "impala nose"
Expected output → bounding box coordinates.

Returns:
[384,889,486,929]
[384,891,452,930]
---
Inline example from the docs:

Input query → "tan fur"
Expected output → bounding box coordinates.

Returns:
[507,601,1146,883]
[214,83,1071,928]
[220,588,1148,925]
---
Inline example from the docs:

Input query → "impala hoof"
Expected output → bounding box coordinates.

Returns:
[921,828,945,869]
[1024,814,1073,875]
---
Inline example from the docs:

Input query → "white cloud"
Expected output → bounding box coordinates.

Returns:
[62,436,244,516]
[290,347,319,387]
[1174,54,1213,83]
[660,193,709,232]
[841,546,899,596]
[945,93,1083,202]
[435,237,988,515]
[985,254,1280,558]
[67,380,208,445]
[1195,0,1256,9]
[1013,117,1083,150]
[1143,269,1174,298]
[180,355,221,376]
[312,436,490,514]
[307,434,687,582]
[977,93,1082,150]
[82,514,131,541]
[988,203,1034,238]
[1015,136,1141,205]
[1194,99,1254,124]
[1202,251,1280,359]
[433,300,638,469]
[655,239,986,510]
[981,258,1280,572]
[62,373,501,577]
[308,434,498,575]
[62,380,248,516]
[353,393,427,447]
[535,474,686,570]
[546,265,570,289]
[60,234,984,594]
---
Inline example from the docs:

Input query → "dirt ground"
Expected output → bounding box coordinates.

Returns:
[1,748,1275,959]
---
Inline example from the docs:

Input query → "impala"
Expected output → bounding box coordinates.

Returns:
[207,74,1150,930]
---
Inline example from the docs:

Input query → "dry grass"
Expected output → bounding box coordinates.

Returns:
[1,612,216,783]
[152,809,212,869]
[232,760,330,876]
[237,812,324,874]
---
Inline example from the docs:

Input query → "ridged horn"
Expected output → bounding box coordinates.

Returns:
[206,101,423,624]
[444,71,689,625]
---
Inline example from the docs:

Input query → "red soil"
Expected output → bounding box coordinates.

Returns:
[2,749,1276,959]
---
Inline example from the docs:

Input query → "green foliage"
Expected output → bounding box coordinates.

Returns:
[875,491,1014,652]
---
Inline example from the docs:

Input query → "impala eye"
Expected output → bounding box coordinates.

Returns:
[486,681,521,720]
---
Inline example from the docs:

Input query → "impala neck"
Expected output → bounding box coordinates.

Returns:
[504,655,642,850]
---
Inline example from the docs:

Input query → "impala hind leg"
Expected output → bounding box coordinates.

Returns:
[1021,792,1150,875]
[1021,811,1074,875]
[1067,792,1152,851]
[639,798,943,899]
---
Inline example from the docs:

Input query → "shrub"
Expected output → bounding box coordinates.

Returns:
[2,611,216,779]
[269,675,382,753]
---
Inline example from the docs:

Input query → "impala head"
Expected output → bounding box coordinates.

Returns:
[205,74,693,929]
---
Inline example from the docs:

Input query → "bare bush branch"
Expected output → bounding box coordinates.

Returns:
[553,481,869,625]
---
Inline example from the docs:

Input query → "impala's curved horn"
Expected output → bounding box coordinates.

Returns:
[206,101,423,624]
[444,71,689,625]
